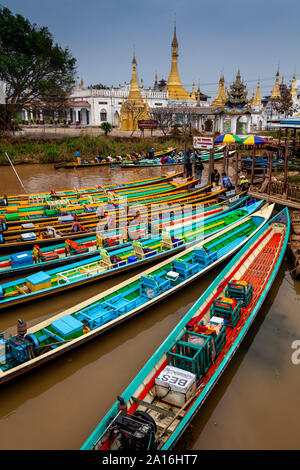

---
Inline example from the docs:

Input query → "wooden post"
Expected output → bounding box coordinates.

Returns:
[209,148,214,185]
[222,146,227,173]
[283,140,289,197]
[235,151,239,188]
[267,153,273,196]
[250,146,255,187]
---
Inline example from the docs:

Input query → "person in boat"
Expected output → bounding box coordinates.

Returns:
[149,148,155,159]
[161,155,167,164]
[97,153,103,163]
[195,156,204,183]
[71,222,87,233]
[76,148,81,165]
[221,172,233,190]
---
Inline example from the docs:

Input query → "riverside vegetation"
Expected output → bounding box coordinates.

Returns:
[0,135,187,165]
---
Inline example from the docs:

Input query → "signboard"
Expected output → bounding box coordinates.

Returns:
[225,189,236,197]
[138,120,158,130]
[193,136,213,149]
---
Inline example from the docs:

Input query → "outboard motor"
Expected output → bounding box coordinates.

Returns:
[0,196,8,207]
[111,410,157,451]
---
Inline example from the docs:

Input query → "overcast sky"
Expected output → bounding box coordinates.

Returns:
[3,0,300,98]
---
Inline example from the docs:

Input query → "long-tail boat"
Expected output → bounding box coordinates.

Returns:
[53,148,177,169]
[80,207,289,451]
[0,201,262,310]
[0,177,199,214]
[117,151,234,169]
[0,202,272,385]
[0,195,250,279]
[0,189,229,253]
[1,172,185,206]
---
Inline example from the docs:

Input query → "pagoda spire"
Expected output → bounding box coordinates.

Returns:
[212,76,226,106]
[291,72,297,97]
[271,69,280,99]
[191,81,196,99]
[253,80,262,106]
[166,24,192,100]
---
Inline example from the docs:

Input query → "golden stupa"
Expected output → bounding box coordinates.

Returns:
[291,73,296,97]
[211,76,226,106]
[166,26,193,100]
[252,80,262,106]
[270,70,280,99]
[120,55,150,131]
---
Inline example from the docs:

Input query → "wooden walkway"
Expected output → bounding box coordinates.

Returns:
[248,190,300,210]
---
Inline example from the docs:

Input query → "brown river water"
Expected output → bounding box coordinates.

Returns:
[0,163,299,450]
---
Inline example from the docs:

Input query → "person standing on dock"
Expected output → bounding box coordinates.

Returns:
[195,156,204,183]
[211,169,220,186]
[185,154,192,178]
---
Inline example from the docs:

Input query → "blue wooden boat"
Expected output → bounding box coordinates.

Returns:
[0,195,250,279]
[0,199,262,310]
[80,207,289,451]
[0,203,273,385]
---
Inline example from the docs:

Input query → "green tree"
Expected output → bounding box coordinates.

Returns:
[0,6,76,128]
[100,121,113,136]
[271,84,299,118]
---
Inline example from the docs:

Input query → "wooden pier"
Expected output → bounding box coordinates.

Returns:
[248,190,300,210]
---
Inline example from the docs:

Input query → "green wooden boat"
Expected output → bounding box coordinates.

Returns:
[80,206,289,451]
[0,201,270,385]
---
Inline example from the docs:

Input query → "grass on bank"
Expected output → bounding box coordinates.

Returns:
[0,135,187,164]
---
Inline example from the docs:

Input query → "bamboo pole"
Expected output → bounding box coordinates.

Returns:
[5,152,26,191]
[250,146,255,187]
[235,151,239,187]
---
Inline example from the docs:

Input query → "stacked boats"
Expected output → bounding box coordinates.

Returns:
[0,168,290,451]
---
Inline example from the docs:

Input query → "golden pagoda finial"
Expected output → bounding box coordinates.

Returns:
[253,80,262,106]
[212,75,226,106]
[291,72,296,97]
[271,69,280,99]
[141,77,144,89]
[166,24,192,100]
[191,81,196,99]
[80,77,84,89]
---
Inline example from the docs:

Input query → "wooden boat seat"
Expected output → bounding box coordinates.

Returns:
[133,241,157,260]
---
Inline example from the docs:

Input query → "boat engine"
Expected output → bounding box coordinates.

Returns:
[112,410,157,451]
[7,333,40,364]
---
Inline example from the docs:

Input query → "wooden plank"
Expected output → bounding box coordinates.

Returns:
[248,191,300,210]
[132,397,179,418]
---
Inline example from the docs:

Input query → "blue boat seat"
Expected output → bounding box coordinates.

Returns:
[140,274,171,297]
[172,259,198,279]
